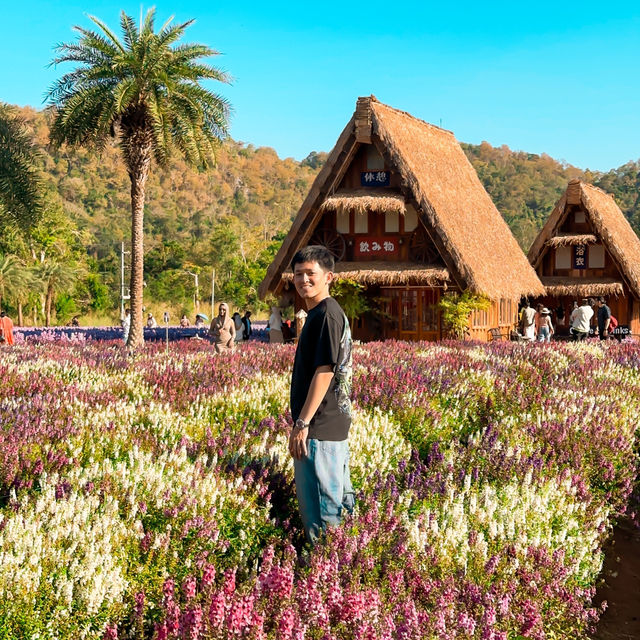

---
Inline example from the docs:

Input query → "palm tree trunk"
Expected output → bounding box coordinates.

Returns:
[125,129,153,349]
[18,302,23,326]
[46,286,53,326]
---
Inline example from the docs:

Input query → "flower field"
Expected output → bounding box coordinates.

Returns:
[1,339,639,639]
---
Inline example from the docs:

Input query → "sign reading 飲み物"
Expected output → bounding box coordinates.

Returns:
[573,245,587,269]
[354,237,398,258]
[361,171,390,187]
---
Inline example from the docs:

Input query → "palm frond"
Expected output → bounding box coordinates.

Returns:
[0,105,43,229]
[86,15,126,54]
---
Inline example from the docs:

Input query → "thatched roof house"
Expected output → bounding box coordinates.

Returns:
[528,179,640,334]
[260,96,543,341]
[260,96,543,301]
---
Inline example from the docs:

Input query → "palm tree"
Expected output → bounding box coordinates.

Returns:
[36,259,79,326]
[0,254,33,318]
[0,104,43,230]
[47,9,231,347]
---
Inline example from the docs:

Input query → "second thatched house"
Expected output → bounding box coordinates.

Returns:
[260,96,544,341]
[528,179,640,336]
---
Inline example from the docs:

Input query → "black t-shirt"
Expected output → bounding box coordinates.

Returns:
[290,297,352,441]
[597,304,611,330]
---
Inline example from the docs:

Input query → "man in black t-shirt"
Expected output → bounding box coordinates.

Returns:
[596,297,611,340]
[288,245,354,544]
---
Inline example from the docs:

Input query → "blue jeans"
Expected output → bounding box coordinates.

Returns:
[294,438,355,544]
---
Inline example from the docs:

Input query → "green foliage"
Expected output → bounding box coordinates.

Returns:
[330,278,370,322]
[55,294,77,323]
[0,103,43,230]
[438,290,491,339]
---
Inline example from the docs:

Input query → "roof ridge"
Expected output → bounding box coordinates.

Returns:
[581,180,617,202]
[365,97,455,136]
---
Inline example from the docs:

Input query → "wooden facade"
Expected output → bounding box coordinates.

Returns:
[261,96,544,342]
[528,180,640,336]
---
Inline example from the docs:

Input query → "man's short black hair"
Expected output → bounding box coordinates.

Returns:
[598,296,607,304]
[582,298,589,306]
[291,245,335,272]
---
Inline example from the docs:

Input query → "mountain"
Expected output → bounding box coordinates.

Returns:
[3,105,640,320]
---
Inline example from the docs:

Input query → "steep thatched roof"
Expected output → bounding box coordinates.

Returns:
[259,96,543,300]
[319,189,405,215]
[547,233,598,248]
[281,262,450,287]
[540,277,624,297]
[528,180,640,299]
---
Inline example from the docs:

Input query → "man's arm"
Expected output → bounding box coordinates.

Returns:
[289,365,334,460]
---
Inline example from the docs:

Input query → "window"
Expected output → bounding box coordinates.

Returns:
[555,246,571,269]
[354,213,368,233]
[385,210,399,233]
[574,210,586,223]
[366,145,385,171]
[588,243,605,268]
[472,309,489,328]
[336,210,350,234]
[405,205,418,232]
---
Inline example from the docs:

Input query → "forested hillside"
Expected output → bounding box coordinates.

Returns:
[2,105,639,323]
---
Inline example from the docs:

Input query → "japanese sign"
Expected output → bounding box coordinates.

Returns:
[360,171,390,187]
[354,237,398,258]
[573,245,587,269]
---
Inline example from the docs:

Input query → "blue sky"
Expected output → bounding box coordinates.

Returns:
[3,1,640,171]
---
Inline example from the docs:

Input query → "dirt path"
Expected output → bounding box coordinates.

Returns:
[593,520,640,639]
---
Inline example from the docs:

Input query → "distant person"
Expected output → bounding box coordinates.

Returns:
[70,315,80,327]
[232,311,243,342]
[241,310,252,340]
[209,302,236,353]
[179,314,190,327]
[121,308,131,344]
[537,308,554,343]
[268,306,284,343]
[569,300,579,326]
[146,313,158,328]
[0,311,15,345]
[570,298,593,341]
[282,318,295,343]
[194,314,206,328]
[596,297,612,341]
[519,300,537,341]
[555,305,565,328]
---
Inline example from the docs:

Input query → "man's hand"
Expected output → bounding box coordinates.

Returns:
[289,424,308,460]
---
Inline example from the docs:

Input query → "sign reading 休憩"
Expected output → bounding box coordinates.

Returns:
[354,237,398,258]
[573,245,586,269]
[361,171,390,187]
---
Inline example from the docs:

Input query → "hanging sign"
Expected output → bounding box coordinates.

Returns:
[354,237,398,258]
[361,171,390,187]
[573,245,587,269]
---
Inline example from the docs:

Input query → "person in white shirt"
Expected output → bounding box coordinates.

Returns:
[121,308,131,344]
[268,306,284,343]
[520,300,537,341]
[570,299,594,341]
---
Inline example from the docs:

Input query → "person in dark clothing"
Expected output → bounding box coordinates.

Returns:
[241,311,252,340]
[289,245,354,544]
[596,297,612,340]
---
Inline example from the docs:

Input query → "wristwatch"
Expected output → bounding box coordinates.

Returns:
[294,418,309,431]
